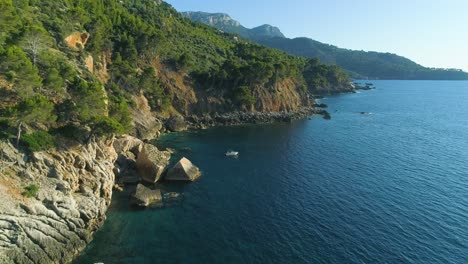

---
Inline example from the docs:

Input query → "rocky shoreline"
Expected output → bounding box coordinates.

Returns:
[181,107,329,131]
[0,106,330,264]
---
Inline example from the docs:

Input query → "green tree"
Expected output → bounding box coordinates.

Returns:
[0,46,42,98]
[20,27,53,66]
[86,116,124,143]
[234,86,256,107]
[12,94,56,145]
[0,0,21,50]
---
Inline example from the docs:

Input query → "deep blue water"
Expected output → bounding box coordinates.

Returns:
[75,81,468,264]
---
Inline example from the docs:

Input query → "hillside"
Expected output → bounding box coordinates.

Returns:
[0,0,354,262]
[0,0,352,143]
[183,11,468,80]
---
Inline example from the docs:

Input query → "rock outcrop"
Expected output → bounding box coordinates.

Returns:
[132,94,163,140]
[0,138,117,264]
[64,32,90,49]
[135,144,171,183]
[130,184,162,207]
[84,55,94,73]
[165,115,187,132]
[165,157,201,181]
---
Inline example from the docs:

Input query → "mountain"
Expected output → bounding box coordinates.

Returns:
[182,11,285,39]
[184,12,468,80]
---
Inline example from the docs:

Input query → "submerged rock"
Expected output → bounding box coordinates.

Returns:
[165,157,201,181]
[131,184,162,207]
[136,144,171,183]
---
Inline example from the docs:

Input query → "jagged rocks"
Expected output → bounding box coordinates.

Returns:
[130,184,162,207]
[113,135,144,155]
[0,138,117,264]
[136,144,171,183]
[131,94,163,140]
[165,157,201,181]
[185,107,316,129]
[165,115,187,132]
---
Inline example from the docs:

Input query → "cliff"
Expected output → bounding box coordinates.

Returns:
[0,139,117,263]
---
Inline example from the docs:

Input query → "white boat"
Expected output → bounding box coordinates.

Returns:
[225,150,239,157]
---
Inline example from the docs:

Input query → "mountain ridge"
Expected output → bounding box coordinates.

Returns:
[181,11,285,40]
[183,11,468,80]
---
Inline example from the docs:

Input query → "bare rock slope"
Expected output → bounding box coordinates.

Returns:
[0,139,117,264]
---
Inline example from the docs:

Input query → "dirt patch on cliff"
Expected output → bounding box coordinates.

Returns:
[64,32,89,49]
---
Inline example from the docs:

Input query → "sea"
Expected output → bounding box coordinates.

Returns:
[74,80,468,264]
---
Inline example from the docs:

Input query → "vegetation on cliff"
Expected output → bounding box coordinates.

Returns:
[0,0,349,146]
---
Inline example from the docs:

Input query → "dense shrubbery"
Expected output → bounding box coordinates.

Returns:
[21,131,56,152]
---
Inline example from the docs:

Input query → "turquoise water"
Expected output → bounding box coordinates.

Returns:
[75,81,468,264]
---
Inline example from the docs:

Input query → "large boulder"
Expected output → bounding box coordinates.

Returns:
[131,94,163,140]
[131,184,162,207]
[166,115,187,132]
[136,144,171,183]
[113,135,144,155]
[165,157,201,181]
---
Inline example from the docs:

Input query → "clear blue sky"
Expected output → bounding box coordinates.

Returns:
[165,0,468,71]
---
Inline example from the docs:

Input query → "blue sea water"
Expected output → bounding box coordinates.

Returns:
[74,81,468,264]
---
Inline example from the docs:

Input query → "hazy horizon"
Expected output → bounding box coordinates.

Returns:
[166,0,468,72]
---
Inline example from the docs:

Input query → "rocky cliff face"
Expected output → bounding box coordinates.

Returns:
[0,139,117,264]
[181,11,285,39]
[0,134,177,264]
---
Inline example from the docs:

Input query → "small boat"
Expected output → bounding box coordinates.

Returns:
[225,150,239,157]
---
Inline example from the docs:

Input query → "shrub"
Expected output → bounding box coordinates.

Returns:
[21,131,56,152]
[22,184,39,198]
[52,123,88,141]
[234,86,256,106]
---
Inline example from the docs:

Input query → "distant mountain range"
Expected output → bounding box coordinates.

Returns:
[182,12,285,39]
[182,11,468,80]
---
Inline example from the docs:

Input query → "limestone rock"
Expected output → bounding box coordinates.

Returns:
[113,135,144,156]
[64,32,90,49]
[165,157,201,181]
[85,55,94,73]
[136,144,170,183]
[131,94,163,140]
[166,115,187,132]
[131,184,162,207]
[0,138,117,263]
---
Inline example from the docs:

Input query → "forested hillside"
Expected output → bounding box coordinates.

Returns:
[0,0,350,147]
[184,11,468,80]
[256,37,468,80]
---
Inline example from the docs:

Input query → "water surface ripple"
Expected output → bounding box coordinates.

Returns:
[75,81,468,264]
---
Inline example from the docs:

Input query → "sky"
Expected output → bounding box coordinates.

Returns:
[165,0,468,71]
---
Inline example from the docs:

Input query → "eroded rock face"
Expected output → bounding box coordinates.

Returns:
[165,115,187,132]
[0,139,117,264]
[135,144,170,183]
[132,94,163,140]
[165,157,201,181]
[130,184,162,207]
[113,135,143,155]
[64,32,90,49]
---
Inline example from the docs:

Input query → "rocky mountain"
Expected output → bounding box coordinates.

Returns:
[184,11,468,80]
[181,11,285,39]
